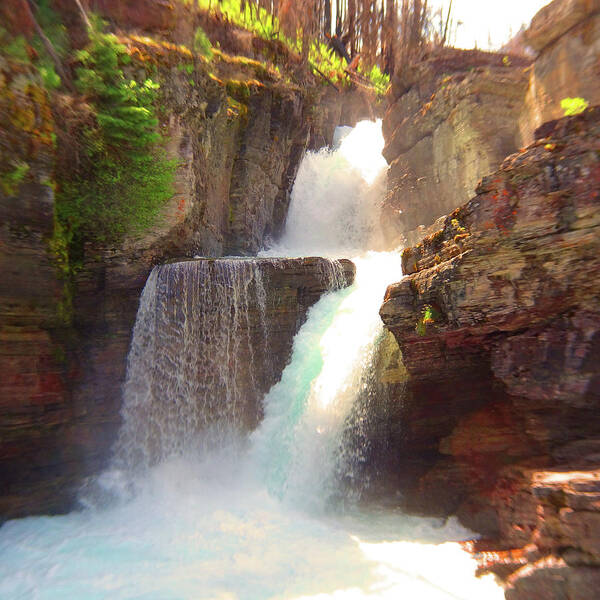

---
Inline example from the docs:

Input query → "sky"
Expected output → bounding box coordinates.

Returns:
[427,0,552,49]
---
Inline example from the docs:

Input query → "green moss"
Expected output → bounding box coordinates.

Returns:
[451,218,467,234]
[0,161,30,196]
[178,63,195,75]
[415,304,441,337]
[48,215,75,326]
[226,79,251,104]
[51,343,67,365]
[38,63,61,89]
[226,96,248,120]
[3,33,30,62]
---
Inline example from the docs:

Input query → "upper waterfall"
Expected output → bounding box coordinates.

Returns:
[264,119,388,258]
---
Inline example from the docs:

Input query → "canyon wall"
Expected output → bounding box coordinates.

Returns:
[520,0,600,143]
[381,49,530,247]
[375,4,600,595]
[382,0,600,248]
[0,4,370,520]
[379,107,600,598]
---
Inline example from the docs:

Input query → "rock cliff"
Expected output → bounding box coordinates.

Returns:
[520,0,600,142]
[381,48,530,247]
[381,0,600,248]
[0,2,370,519]
[379,107,600,597]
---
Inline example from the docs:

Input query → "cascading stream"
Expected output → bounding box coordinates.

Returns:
[113,258,345,474]
[251,252,403,512]
[0,120,504,600]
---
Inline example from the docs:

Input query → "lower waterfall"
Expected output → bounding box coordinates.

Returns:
[111,257,347,476]
[0,121,503,599]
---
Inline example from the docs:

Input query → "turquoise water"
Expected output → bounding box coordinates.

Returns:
[0,122,504,599]
[0,255,503,600]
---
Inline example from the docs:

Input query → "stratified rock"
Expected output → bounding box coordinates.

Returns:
[1,248,354,520]
[520,0,600,142]
[379,106,600,585]
[381,0,600,248]
[0,29,366,520]
[523,0,600,52]
[381,48,530,247]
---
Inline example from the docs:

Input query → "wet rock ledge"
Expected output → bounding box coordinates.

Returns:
[379,107,600,597]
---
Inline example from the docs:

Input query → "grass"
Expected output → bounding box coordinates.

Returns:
[195,0,389,94]
[193,26,213,58]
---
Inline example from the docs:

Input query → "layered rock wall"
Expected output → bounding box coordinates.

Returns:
[0,15,370,519]
[520,0,600,143]
[379,108,600,596]
[0,59,73,517]
[381,0,600,247]
[381,49,530,247]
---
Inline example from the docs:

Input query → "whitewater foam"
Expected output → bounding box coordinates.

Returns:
[0,120,504,600]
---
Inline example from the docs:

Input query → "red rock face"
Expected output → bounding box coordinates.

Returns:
[379,107,600,595]
[0,0,36,38]
[0,26,368,519]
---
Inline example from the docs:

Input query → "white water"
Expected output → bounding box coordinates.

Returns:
[0,120,503,600]
[266,120,388,258]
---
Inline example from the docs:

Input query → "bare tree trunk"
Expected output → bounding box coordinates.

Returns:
[23,0,76,93]
[383,0,396,74]
[73,0,92,30]
[442,0,452,45]
[324,0,331,36]
[348,0,356,55]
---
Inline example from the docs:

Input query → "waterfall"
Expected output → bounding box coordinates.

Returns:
[0,120,504,600]
[251,252,403,511]
[265,120,388,258]
[113,257,347,474]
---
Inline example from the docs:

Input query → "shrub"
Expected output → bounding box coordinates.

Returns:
[561,97,589,116]
[0,161,30,196]
[193,26,213,58]
[57,32,175,245]
[197,0,388,95]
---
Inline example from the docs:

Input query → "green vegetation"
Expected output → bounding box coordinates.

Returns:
[0,1,68,89]
[193,26,213,58]
[2,30,30,61]
[561,97,589,116]
[415,304,441,336]
[48,216,75,325]
[196,0,389,94]
[199,0,281,41]
[57,31,175,246]
[0,161,30,196]
[359,63,389,96]
[1,6,175,248]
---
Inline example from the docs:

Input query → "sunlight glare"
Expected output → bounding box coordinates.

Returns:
[339,120,388,185]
